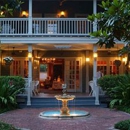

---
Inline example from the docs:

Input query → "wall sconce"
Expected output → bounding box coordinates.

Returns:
[93,53,98,58]
[60,11,65,16]
[122,57,127,64]
[0,11,4,17]
[21,11,28,17]
[57,11,66,18]
[86,58,90,62]
[28,52,32,60]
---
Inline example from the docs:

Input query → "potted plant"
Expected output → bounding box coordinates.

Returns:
[3,56,14,65]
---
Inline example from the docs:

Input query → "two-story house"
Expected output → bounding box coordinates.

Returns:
[0,0,125,105]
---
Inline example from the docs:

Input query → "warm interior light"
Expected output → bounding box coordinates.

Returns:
[21,11,28,17]
[57,11,66,17]
[0,11,4,15]
[28,52,32,58]
[122,57,127,64]
[86,58,90,62]
[60,11,65,16]
[93,53,98,58]
[42,58,55,63]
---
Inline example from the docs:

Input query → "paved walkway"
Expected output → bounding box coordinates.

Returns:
[0,107,130,130]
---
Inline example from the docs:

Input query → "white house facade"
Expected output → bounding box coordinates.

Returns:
[0,0,125,105]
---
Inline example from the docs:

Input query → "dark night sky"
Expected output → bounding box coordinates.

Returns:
[21,0,103,17]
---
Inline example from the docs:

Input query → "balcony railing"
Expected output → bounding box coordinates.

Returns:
[0,18,93,36]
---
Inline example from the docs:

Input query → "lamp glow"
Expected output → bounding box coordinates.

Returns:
[122,57,127,63]
[93,53,98,58]
[60,11,65,16]
[28,52,32,58]
[21,11,28,17]
[86,58,90,62]
[0,11,4,15]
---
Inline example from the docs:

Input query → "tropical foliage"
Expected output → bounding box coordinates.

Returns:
[88,0,130,49]
[0,76,25,110]
[0,0,24,17]
[0,121,19,130]
[114,119,130,130]
[98,74,130,108]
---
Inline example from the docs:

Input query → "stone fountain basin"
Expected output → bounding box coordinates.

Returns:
[55,95,75,100]
[39,110,90,119]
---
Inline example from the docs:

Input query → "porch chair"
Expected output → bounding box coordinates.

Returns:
[89,80,96,96]
[23,78,29,95]
[31,80,39,96]
[93,80,105,96]
[1,24,14,34]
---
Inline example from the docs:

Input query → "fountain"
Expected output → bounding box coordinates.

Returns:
[39,84,90,119]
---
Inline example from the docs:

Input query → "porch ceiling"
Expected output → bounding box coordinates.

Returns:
[1,43,124,51]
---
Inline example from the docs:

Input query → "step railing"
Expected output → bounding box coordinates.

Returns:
[0,18,93,36]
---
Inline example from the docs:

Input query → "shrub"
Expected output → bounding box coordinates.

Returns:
[0,121,19,130]
[98,74,130,108]
[114,119,130,130]
[118,106,130,114]
[97,74,125,96]
[0,76,25,110]
[0,76,25,94]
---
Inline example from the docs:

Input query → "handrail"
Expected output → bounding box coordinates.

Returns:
[0,18,93,36]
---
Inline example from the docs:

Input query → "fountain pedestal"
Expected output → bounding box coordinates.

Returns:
[55,94,75,115]
[61,99,69,115]
[39,84,90,119]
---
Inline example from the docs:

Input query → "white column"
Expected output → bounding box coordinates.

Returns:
[86,51,89,93]
[93,0,97,32]
[27,44,32,106]
[93,44,99,105]
[28,0,32,34]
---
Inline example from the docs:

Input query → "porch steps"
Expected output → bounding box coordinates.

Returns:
[17,96,108,108]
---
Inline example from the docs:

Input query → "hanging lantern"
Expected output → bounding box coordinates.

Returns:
[114,60,121,67]
[3,56,14,65]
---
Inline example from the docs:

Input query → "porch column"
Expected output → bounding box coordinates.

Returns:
[86,51,89,93]
[93,0,97,32]
[28,0,32,34]
[93,44,99,105]
[27,44,33,106]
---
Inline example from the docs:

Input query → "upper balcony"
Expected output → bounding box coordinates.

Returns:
[0,18,93,38]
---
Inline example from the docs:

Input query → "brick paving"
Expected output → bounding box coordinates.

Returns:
[0,107,130,130]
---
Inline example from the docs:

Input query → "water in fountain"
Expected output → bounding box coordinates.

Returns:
[39,84,90,119]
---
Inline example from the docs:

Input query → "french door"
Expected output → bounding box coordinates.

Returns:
[97,57,124,75]
[10,58,28,77]
[64,58,81,92]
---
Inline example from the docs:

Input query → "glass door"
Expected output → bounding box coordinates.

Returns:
[10,58,28,77]
[64,58,81,92]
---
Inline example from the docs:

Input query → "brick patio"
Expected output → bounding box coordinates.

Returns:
[0,107,130,130]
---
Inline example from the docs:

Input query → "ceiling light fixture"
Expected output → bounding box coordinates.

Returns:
[54,45,71,49]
